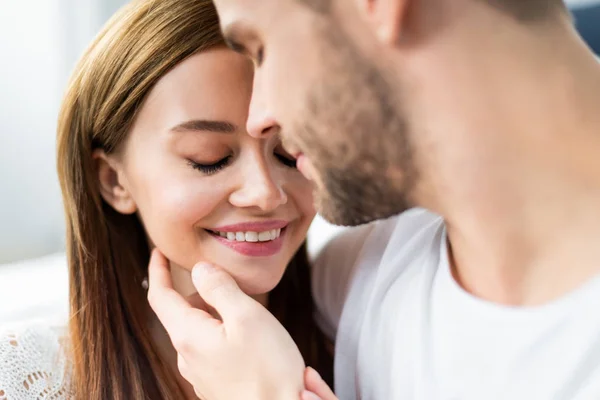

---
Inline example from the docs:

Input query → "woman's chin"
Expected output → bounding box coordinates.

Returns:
[231,268,283,295]
[167,253,287,297]
[236,279,280,297]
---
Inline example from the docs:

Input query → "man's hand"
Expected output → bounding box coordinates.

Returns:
[147,249,306,400]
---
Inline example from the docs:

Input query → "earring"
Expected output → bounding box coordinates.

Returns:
[141,277,149,290]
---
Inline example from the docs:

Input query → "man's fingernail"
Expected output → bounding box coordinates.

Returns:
[308,367,323,382]
[192,262,213,281]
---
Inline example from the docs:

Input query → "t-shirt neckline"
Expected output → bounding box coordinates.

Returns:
[437,226,600,321]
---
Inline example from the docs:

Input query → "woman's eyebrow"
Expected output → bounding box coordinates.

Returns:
[170,120,237,134]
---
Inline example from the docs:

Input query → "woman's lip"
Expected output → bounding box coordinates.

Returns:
[212,220,288,232]
[210,228,286,257]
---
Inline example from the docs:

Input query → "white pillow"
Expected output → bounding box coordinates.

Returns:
[0,253,69,327]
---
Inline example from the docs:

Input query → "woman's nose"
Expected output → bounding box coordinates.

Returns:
[247,76,278,139]
[229,162,288,212]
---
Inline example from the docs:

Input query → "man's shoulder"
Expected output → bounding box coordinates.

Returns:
[339,208,443,282]
[380,208,444,252]
[312,208,443,285]
[377,207,443,238]
[311,209,444,340]
[315,208,442,264]
[356,208,444,265]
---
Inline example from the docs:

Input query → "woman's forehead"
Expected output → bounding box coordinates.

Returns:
[138,49,253,132]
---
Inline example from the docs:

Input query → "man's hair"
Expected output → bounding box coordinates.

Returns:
[483,0,567,22]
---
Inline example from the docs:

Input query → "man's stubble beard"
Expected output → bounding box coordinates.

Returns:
[294,22,419,226]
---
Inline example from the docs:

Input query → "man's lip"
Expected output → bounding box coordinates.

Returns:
[296,154,312,181]
[211,220,289,232]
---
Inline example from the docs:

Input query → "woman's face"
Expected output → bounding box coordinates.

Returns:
[101,47,315,295]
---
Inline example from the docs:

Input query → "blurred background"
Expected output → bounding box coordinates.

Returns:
[0,0,598,324]
[0,0,132,325]
[0,0,126,265]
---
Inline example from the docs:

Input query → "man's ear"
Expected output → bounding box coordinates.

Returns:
[93,149,137,215]
[362,0,410,45]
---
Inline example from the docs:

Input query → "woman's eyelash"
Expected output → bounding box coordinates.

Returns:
[189,153,295,174]
[188,156,232,175]
[276,153,297,169]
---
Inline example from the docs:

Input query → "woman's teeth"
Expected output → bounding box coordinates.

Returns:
[215,229,282,242]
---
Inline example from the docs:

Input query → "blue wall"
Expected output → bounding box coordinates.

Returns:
[572,4,600,54]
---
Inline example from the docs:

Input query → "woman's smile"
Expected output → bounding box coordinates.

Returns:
[205,219,289,257]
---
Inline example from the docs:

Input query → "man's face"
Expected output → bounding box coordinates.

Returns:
[214,0,418,226]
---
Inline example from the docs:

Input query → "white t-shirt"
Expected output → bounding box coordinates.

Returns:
[312,208,600,400]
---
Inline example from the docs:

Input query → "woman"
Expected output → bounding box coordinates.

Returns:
[0,0,332,398]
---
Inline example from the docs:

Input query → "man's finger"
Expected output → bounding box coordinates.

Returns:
[304,367,337,400]
[191,262,254,320]
[301,392,322,400]
[147,249,214,333]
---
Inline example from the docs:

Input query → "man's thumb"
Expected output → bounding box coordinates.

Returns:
[191,262,251,319]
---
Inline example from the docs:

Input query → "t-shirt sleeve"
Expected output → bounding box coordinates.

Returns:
[310,223,376,342]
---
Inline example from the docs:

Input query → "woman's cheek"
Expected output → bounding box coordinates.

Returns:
[291,173,316,218]
[140,181,222,270]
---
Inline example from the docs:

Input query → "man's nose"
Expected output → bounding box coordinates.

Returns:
[247,74,278,139]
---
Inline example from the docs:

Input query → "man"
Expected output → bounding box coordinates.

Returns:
[147,0,600,398]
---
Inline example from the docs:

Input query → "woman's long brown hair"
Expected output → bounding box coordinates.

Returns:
[56,0,331,398]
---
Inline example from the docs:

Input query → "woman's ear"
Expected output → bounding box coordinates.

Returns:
[363,0,410,45]
[92,149,137,215]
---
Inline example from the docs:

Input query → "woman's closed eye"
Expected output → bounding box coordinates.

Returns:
[187,155,232,175]
[187,150,296,175]
[275,151,297,169]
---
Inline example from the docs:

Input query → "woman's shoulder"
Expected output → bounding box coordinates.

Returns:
[0,323,72,399]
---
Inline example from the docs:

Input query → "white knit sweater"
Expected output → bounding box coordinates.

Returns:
[0,325,71,399]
